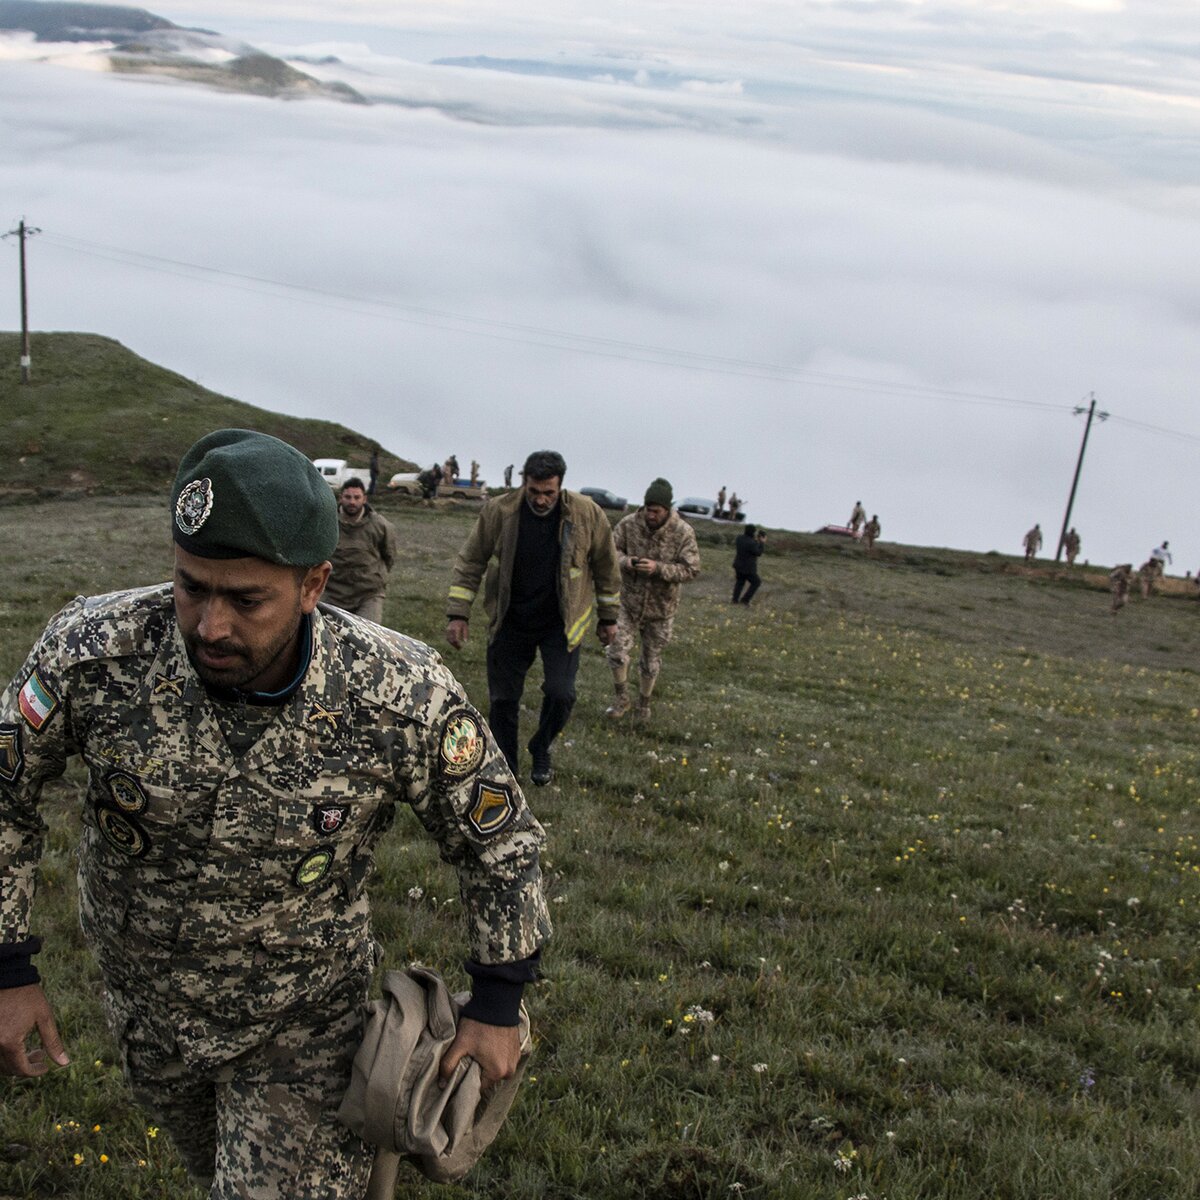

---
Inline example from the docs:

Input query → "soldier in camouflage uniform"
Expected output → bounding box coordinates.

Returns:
[849,501,866,534]
[862,514,881,551]
[1023,524,1043,562]
[1110,563,1134,612]
[0,430,550,1199]
[605,479,700,721]
[1063,527,1081,566]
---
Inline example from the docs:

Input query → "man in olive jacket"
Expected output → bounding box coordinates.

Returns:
[323,478,397,624]
[445,451,621,785]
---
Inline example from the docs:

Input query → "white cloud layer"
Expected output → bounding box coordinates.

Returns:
[2,1,1200,568]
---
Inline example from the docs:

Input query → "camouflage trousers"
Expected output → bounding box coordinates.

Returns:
[606,611,674,684]
[113,968,374,1199]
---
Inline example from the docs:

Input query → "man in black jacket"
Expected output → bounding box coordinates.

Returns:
[732,524,766,604]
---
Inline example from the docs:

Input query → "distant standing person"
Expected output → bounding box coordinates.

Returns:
[849,501,866,534]
[368,445,380,496]
[605,478,700,722]
[445,450,621,785]
[732,524,766,604]
[504,464,514,488]
[862,513,881,551]
[1023,523,1043,562]
[323,477,398,624]
[1110,563,1134,612]
[471,459,480,486]
[716,486,727,519]
[1151,540,1172,570]
[1063,527,1081,565]
[1138,559,1160,598]
[727,492,742,521]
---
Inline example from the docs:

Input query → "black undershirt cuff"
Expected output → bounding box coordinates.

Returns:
[460,951,541,1026]
[0,936,42,989]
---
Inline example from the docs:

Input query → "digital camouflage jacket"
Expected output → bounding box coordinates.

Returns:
[612,510,701,623]
[446,488,621,649]
[0,585,550,1069]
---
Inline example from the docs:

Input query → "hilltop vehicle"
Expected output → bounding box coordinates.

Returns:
[817,524,861,539]
[389,470,487,500]
[313,458,370,489]
[580,487,627,511]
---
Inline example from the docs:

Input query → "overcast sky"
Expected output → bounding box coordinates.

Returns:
[3,0,1199,566]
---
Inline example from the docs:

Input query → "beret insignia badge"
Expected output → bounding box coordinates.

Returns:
[439,708,485,778]
[175,477,215,535]
[467,779,516,838]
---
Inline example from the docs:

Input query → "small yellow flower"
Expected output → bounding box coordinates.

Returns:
[99,1154,109,1164]
[73,1153,84,1166]
[147,1126,159,1138]
[92,1124,101,1133]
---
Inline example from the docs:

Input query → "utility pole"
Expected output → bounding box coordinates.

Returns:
[3,217,40,384]
[1055,392,1108,562]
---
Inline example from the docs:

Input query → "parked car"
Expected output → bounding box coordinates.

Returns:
[387,472,422,495]
[580,487,627,511]
[313,458,370,489]
[676,496,717,520]
[817,524,861,539]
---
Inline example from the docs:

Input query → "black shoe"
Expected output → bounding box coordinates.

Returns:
[530,750,553,787]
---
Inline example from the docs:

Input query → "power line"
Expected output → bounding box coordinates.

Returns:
[33,228,1200,445]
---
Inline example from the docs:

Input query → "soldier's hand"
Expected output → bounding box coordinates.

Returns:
[446,619,469,650]
[634,558,657,576]
[596,623,617,647]
[0,983,69,1077]
[440,1017,520,1091]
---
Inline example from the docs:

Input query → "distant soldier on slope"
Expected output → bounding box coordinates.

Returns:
[862,514,881,552]
[1023,524,1043,562]
[1063,527,1081,566]
[1110,563,1134,612]
[849,501,866,534]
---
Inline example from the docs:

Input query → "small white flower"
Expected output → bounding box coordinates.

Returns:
[752,1062,768,1074]
[718,861,730,872]
[407,886,424,901]
[1126,896,1141,908]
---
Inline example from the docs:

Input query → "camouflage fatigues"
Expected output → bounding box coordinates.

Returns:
[1023,526,1042,561]
[862,517,881,550]
[323,505,397,618]
[1,585,550,1194]
[1110,564,1133,612]
[1138,558,1162,598]
[1064,529,1081,565]
[606,510,700,690]
[849,503,866,533]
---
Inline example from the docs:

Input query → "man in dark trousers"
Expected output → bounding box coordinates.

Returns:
[732,524,766,604]
[445,450,621,785]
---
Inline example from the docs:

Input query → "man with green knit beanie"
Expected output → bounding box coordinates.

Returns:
[605,478,701,721]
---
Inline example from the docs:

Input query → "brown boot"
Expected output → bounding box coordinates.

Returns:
[606,686,630,719]
[635,696,651,721]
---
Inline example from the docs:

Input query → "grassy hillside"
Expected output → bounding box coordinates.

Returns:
[0,332,416,494]
[3,499,1200,1199]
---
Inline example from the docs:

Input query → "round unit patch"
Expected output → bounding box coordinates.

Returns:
[105,770,148,814]
[439,708,485,778]
[97,808,150,858]
[175,477,215,535]
[294,848,334,888]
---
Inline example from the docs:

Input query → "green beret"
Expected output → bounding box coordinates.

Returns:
[644,477,673,508]
[171,429,338,566]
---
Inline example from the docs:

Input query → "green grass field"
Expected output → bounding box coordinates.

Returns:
[2,495,1200,1199]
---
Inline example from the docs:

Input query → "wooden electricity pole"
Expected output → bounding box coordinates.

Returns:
[4,218,40,384]
[1055,393,1108,562]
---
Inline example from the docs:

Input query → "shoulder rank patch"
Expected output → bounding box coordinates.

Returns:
[105,770,148,815]
[96,807,150,858]
[0,723,24,784]
[294,848,334,888]
[175,476,214,535]
[439,708,486,778]
[18,670,59,733]
[313,803,349,836]
[467,779,516,838]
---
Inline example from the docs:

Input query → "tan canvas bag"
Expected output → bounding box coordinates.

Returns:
[337,965,532,1195]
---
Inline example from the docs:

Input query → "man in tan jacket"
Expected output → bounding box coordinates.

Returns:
[323,478,397,624]
[606,478,700,721]
[445,451,620,785]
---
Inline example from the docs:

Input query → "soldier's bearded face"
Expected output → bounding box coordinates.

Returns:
[524,476,561,517]
[643,504,670,530]
[173,548,330,693]
[339,486,366,518]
